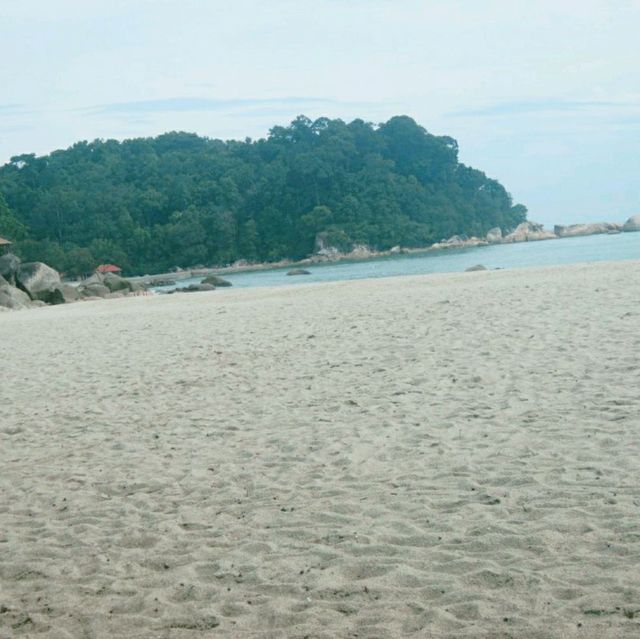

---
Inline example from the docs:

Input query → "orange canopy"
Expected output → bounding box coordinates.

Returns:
[96,264,122,273]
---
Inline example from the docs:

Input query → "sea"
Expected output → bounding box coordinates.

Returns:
[153,232,640,292]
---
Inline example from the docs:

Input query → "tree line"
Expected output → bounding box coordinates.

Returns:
[0,115,527,276]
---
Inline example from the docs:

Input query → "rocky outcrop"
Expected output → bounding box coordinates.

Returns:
[554,222,621,238]
[0,253,21,285]
[16,262,65,305]
[622,215,640,232]
[0,283,33,310]
[486,227,502,243]
[502,221,556,243]
[202,275,232,287]
[429,234,487,251]
[75,272,143,299]
[287,269,311,276]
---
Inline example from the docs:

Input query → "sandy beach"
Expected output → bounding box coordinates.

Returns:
[1,260,639,638]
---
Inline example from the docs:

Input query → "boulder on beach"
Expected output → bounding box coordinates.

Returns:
[16,262,65,305]
[77,282,111,298]
[622,215,640,232]
[102,272,134,293]
[202,275,232,287]
[0,253,20,285]
[60,284,79,302]
[0,283,33,310]
[287,269,311,276]
[465,264,488,272]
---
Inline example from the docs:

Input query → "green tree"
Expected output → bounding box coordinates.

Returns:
[0,193,27,240]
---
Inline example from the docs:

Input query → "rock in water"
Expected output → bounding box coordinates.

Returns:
[622,215,640,232]
[16,262,64,304]
[287,269,311,276]
[202,275,232,287]
[554,222,621,237]
[465,264,488,272]
[502,221,556,243]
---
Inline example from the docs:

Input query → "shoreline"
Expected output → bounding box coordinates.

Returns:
[129,225,638,288]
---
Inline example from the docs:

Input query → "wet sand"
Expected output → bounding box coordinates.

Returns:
[1,260,639,638]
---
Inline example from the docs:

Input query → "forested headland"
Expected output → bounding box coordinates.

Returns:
[0,115,527,276]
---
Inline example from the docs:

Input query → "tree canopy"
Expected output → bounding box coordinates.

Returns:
[0,115,526,275]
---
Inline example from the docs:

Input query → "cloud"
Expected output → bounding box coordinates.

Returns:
[0,104,28,114]
[82,96,356,117]
[447,99,631,118]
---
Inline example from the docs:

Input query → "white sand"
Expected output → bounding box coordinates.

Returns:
[1,261,639,638]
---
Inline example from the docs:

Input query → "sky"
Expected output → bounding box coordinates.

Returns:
[1,0,639,227]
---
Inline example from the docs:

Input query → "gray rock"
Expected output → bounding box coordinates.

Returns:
[554,222,621,237]
[16,262,64,304]
[202,275,232,287]
[60,284,79,302]
[78,283,110,298]
[429,235,487,250]
[622,215,640,232]
[465,264,488,272]
[83,273,104,285]
[503,221,556,243]
[287,269,311,276]
[486,227,502,243]
[102,272,134,293]
[170,283,216,293]
[0,253,20,285]
[0,284,32,310]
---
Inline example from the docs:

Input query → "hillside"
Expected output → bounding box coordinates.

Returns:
[0,115,526,275]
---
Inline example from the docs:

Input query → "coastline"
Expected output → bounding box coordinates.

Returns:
[2,260,639,637]
[129,218,638,287]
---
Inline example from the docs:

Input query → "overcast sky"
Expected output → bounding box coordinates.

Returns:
[1,0,639,226]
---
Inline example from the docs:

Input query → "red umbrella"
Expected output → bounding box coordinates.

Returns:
[96,264,122,274]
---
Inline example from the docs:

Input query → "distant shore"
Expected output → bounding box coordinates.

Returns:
[130,217,640,287]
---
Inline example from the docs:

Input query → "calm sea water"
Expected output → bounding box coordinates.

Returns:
[154,232,640,292]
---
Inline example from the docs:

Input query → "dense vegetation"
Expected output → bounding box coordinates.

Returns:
[0,115,526,275]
